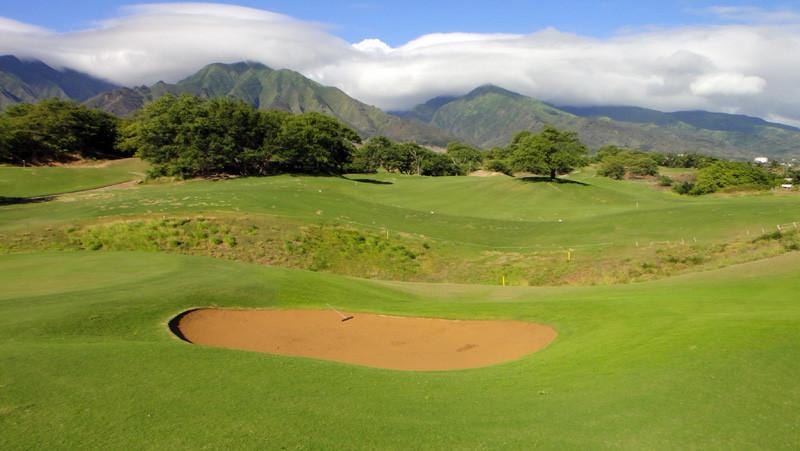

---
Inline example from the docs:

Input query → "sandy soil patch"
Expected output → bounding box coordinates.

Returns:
[172,308,556,371]
[469,170,508,177]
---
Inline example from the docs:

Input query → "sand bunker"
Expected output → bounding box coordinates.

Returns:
[171,308,556,371]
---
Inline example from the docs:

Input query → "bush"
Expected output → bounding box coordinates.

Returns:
[598,160,626,179]
[485,159,512,175]
[596,148,659,179]
[658,175,674,186]
[688,161,776,195]
[673,181,695,195]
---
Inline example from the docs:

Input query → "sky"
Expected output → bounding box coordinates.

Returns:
[1,1,800,124]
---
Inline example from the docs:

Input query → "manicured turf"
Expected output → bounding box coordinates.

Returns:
[0,158,148,198]
[2,170,799,252]
[3,164,800,448]
[1,251,799,448]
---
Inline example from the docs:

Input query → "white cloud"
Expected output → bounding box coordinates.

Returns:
[352,38,392,54]
[690,72,767,96]
[1,3,800,125]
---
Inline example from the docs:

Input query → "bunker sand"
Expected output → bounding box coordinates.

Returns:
[173,309,557,371]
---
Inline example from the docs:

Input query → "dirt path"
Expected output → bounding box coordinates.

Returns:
[172,308,557,371]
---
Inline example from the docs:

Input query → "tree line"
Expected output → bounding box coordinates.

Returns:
[0,96,783,196]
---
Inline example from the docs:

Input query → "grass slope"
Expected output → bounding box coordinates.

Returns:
[3,169,798,248]
[1,250,799,448]
[0,158,148,198]
[3,168,800,285]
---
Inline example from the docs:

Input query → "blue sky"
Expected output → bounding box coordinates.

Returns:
[0,0,791,45]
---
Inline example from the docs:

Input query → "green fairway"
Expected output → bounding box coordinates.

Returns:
[2,169,800,285]
[0,158,148,198]
[2,163,800,448]
[1,251,799,449]
[2,170,799,247]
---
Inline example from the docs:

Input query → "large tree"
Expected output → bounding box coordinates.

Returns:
[0,99,121,164]
[510,126,588,179]
[122,95,360,177]
[446,142,482,174]
[275,112,361,174]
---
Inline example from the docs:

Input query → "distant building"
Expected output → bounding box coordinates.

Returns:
[754,157,769,164]
[781,184,794,189]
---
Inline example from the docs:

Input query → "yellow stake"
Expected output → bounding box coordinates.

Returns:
[502,275,506,286]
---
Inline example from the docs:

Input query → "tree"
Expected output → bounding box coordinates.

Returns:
[510,126,588,179]
[347,136,393,173]
[123,95,359,177]
[122,95,269,177]
[275,112,361,174]
[446,142,482,174]
[0,120,10,163]
[421,151,460,176]
[0,99,122,164]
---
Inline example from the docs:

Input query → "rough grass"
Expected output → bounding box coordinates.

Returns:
[1,251,799,449]
[2,214,799,285]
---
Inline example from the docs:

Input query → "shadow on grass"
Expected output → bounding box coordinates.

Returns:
[342,176,394,185]
[517,176,589,186]
[0,196,54,206]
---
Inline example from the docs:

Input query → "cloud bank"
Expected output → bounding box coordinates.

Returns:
[1,3,799,125]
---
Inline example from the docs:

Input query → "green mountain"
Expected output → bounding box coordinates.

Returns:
[85,62,455,146]
[0,55,117,109]
[559,105,800,134]
[396,85,800,159]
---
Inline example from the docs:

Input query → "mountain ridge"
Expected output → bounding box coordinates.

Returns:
[394,85,800,158]
[0,55,117,108]
[84,61,456,146]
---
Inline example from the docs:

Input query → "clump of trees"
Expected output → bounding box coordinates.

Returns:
[0,99,123,164]
[347,136,463,176]
[121,95,361,177]
[596,146,659,179]
[674,161,777,195]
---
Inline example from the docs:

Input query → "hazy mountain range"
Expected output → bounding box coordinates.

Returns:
[2,55,799,159]
[0,55,117,109]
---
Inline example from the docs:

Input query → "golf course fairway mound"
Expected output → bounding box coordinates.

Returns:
[172,308,557,370]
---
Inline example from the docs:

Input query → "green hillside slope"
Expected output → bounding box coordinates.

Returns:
[85,62,455,146]
[0,55,117,108]
[398,85,800,158]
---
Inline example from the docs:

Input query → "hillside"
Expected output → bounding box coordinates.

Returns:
[395,85,800,159]
[0,55,117,108]
[85,62,455,146]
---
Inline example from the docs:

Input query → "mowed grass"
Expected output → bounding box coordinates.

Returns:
[1,251,799,449]
[0,158,148,198]
[2,170,799,253]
